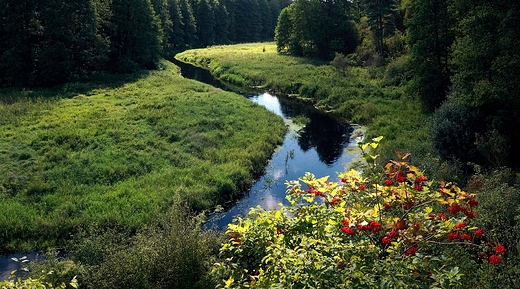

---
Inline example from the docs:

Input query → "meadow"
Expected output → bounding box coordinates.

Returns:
[176,43,435,171]
[0,60,286,252]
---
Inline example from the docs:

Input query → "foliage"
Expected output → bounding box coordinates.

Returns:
[0,60,286,252]
[0,0,109,87]
[330,53,349,74]
[431,101,484,166]
[0,0,288,87]
[406,0,455,112]
[71,199,222,289]
[213,137,504,288]
[274,0,359,59]
[361,0,399,57]
[450,0,520,168]
[0,270,77,289]
[382,55,410,86]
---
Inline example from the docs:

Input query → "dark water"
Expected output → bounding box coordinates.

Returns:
[173,60,360,229]
[0,252,41,281]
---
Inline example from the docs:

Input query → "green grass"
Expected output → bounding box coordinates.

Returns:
[0,60,286,252]
[175,43,435,172]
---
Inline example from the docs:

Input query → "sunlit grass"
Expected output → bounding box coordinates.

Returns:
[0,60,286,252]
[176,43,435,171]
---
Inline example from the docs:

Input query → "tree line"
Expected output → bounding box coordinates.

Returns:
[406,0,520,169]
[274,0,520,169]
[0,0,290,87]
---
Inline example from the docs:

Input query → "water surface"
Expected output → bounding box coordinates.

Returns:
[173,60,360,229]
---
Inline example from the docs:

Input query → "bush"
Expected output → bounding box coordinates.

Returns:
[71,199,222,289]
[213,137,504,288]
[431,101,484,166]
[0,267,77,289]
[383,55,410,86]
[457,168,520,288]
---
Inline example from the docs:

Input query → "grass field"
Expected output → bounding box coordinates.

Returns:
[176,43,436,171]
[0,60,286,252]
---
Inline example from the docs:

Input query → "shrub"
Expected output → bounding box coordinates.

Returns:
[0,268,77,289]
[213,137,503,288]
[431,101,484,166]
[383,55,410,86]
[330,53,349,74]
[72,199,221,289]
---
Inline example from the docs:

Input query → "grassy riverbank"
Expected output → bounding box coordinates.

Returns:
[0,60,286,252]
[175,43,520,289]
[176,43,435,170]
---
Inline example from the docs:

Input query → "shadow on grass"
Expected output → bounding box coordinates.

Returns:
[0,69,153,104]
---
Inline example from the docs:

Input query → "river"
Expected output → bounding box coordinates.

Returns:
[0,61,361,278]
[173,60,362,229]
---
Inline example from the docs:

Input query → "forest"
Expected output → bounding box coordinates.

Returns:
[0,0,291,87]
[1,0,520,288]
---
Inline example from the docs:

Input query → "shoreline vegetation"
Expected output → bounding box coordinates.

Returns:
[175,42,520,289]
[0,59,286,253]
[175,42,434,171]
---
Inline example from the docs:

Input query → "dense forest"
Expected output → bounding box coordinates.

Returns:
[272,0,520,171]
[0,0,291,87]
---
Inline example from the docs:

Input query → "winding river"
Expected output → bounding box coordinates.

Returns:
[173,60,360,229]
[0,61,360,278]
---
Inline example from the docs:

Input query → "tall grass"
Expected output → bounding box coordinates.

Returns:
[175,43,435,172]
[0,60,286,252]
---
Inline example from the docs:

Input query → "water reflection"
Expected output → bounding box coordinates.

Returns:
[173,59,355,229]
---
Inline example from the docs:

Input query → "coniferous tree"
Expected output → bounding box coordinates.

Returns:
[450,0,520,167]
[221,0,237,42]
[258,0,271,40]
[234,0,261,42]
[249,0,262,41]
[36,0,107,85]
[361,0,397,58]
[194,0,215,46]
[1,0,108,86]
[0,0,40,87]
[108,0,162,72]
[151,0,174,51]
[406,0,454,111]
[179,0,198,46]
[275,0,358,59]
[267,0,282,40]
[213,0,231,43]
[166,0,185,50]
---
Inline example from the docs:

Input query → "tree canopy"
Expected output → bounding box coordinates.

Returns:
[274,0,359,59]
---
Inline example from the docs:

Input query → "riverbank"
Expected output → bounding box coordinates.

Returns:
[175,43,436,171]
[176,44,520,289]
[0,59,286,252]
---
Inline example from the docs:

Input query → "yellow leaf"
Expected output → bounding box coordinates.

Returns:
[373,136,384,142]
[425,207,433,214]
[409,165,420,173]
[317,176,330,183]
[225,276,234,287]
